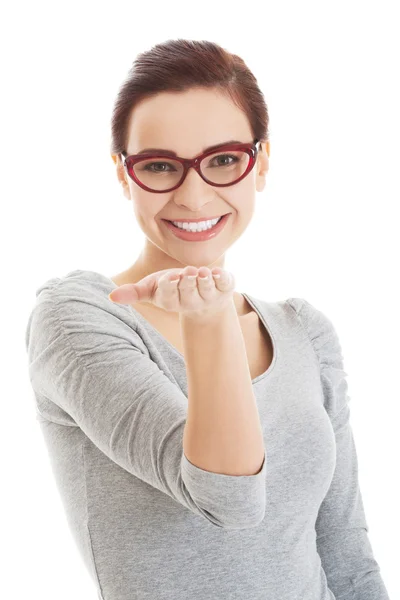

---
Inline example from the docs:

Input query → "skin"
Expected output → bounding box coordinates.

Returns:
[110,86,270,316]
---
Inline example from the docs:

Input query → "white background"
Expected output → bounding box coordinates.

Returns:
[1,0,398,598]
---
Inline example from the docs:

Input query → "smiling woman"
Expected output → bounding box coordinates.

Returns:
[25,37,390,600]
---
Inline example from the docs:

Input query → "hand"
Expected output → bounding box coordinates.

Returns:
[108,265,236,319]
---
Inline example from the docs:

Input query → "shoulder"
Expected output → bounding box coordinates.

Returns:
[32,269,115,304]
[285,297,344,370]
[25,269,143,354]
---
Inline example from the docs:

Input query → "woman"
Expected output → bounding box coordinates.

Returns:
[25,39,390,600]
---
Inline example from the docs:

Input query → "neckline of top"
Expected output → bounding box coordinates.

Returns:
[68,269,279,385]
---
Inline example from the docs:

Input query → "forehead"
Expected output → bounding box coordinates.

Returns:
[126,88,252,155]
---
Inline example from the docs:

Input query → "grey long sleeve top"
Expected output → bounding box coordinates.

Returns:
[24,269,390,600]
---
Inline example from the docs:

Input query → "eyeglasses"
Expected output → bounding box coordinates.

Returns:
[120,138,261,193]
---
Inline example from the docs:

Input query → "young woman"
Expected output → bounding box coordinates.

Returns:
[25,39,390,600]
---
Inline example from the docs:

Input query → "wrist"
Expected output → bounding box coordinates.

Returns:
[179,298,237,324]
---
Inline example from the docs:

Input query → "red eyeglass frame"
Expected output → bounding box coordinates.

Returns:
[120,138,262,193]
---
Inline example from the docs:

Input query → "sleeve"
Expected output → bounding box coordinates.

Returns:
[25,276,266,530]
[287,297,390,600]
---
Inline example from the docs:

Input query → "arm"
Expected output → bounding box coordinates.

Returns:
[287,297,390,600]
[26,274,266,529]
[180,300,265,477]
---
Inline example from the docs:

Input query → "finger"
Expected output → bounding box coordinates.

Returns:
[196,268,214,298]
[177,266,200,296]
[109,276,157,304]
[108,283,142,304]
[212,269,234,291]
[156,271,182,297]
[210,268,222,280]
[151,267,196,310]
[108,268,186,304]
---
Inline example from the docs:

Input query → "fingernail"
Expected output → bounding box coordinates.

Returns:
[212,273,221,279]
[198,275,209,280]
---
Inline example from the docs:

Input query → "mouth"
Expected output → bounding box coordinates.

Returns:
[161,213,231,240]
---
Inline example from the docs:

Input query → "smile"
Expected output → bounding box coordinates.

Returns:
[162,213,230,242]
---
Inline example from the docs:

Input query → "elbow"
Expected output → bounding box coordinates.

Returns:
[196,493,267,530]
[218,507,266,530]
[180,450,267,530]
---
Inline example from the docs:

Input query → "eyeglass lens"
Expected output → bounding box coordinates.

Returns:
[131,149,251,191]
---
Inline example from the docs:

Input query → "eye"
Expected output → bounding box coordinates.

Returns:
[209,154,239,167]
[143,162,177,173]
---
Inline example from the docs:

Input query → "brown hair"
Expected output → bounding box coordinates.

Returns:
[110,38,270,157]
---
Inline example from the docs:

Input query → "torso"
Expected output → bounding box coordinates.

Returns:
[110,274,274,381]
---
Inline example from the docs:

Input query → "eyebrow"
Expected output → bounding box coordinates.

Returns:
[136,140,243,157]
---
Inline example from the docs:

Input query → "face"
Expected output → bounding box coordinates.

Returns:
[112,87,270,280]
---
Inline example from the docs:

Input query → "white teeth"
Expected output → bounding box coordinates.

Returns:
[171,216,222,232]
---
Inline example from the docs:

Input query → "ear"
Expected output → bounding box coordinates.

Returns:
[111,154,131,201]
[255,141,270,193]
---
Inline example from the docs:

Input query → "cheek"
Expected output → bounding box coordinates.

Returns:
[223,181,256,216]
[132,195,167,228]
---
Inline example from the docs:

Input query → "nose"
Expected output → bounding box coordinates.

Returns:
[172,165,215,210]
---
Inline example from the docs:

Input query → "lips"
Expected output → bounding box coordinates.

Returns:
[162,212,230,241]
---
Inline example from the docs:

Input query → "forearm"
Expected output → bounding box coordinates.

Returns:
[180,300,265,477]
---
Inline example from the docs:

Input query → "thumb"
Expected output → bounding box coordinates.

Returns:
[109,277,156,305]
